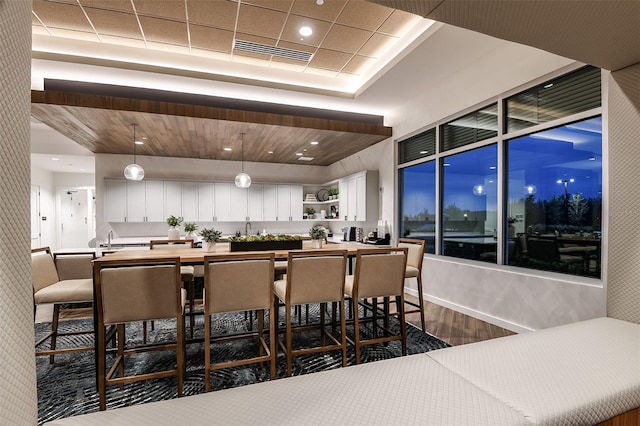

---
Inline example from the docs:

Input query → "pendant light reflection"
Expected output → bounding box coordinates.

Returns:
[524,184,537,195]
[124,123,144,181]
[235,132,251,188]
[472,184,486,195]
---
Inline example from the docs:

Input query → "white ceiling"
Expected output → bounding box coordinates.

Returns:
[30,117,95,173]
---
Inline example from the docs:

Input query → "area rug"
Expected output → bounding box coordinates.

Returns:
[36,304,450,425]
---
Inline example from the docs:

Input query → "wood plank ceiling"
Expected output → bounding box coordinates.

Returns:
[30,0,413,166]
[31,89,392,166]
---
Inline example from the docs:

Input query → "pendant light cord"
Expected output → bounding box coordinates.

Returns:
[241,132,245,173]
[132,123,137,163]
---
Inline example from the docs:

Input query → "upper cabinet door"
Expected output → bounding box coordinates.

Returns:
[339,179,350,221]
[164,181,182,219]
[247,184,263,221]
[198,182,215,222]
[276,185,291,221]
[262,184,278,221]
[229,185,248,221]
[105,179,126,222]
[182,182,198,222]
[355,173,367,221]
[214,183,231,222]
[144,181,165,222]
[125,181,145,222]
[289,185,303,221]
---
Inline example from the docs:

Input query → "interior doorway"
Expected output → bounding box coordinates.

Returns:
[31,185,41,249]
[58,188,95,249]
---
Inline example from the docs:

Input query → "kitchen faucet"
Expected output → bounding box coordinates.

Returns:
[245,221,252,236]
[107,230,113,249]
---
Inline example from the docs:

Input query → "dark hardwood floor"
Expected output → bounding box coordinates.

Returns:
[403,295,515,346]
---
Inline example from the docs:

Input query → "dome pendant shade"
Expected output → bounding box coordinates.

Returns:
[235,172,251,188]
[235,132,251,188]
[124,163,145,180]
[124,123,144,181]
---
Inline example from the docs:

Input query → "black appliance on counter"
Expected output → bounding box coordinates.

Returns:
[342,227,357,242]
[364,233,391,245]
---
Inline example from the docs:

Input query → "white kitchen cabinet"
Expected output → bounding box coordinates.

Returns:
[247,184,263,221]
[230,185,249,221]
[276,184,303,221]
[125,181,146,222]
[125,180,165,222]
[104,179,126,222]
[164,181,182,219]
[337,171,378,222]
[182,182,198,222]
[198,182,215,222]
[262,184,278,221]
[338,179,350,221]
[145,180,165,222]
[290,185,303,221]
[214,183,231,222]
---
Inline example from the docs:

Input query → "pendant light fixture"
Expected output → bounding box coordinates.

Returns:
[235,132,251,188]
[124,123,144,181]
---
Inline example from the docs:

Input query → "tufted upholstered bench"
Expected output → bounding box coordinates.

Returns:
[45,317,640,425]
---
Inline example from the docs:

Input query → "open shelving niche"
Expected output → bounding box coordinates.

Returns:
[301,179,340,220]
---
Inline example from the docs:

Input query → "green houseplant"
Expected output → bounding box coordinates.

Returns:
[166,215,183,239]
[305,207,316,219]
[184,222,198,240]
[200,227,222,252]
[309,226,327,248]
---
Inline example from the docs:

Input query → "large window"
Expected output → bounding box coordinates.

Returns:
[441,145,498,263]
[506,116,602,277]
[399,161,436,253]
[397,65,603,278]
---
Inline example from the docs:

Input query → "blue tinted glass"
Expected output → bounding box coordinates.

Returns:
[399,161,436,254]
[506,116,602,277]
[442,145,498,263]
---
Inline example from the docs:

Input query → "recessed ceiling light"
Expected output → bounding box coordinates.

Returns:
[134,141,144,145]
[142,137,147,140]
[224,147,232,151]
[299,26,312,37]
[310,141,319,145]
[51,157,59,161]
[316,0,324,4]
[303,149,307,152]
[268,151,274,154]
[296,152,303,156]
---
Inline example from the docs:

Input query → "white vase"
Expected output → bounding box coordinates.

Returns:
[168,227,180,240]
[202,241,216,252]
[311,239,322,249]
[185,231,195,241]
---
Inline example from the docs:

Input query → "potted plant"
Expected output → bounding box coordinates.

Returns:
[166,215,183,239]
[305,207,316,219]
[184,222,198,240]
[328,187,339,200]
[228,234,303,252]
[309,226,327,249]
[200,227,222,252]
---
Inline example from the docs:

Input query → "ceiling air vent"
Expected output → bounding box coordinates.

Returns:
[298,156,314,162]
[234,39,313,62]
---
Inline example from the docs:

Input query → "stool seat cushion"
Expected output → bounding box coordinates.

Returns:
[34,278,93,304]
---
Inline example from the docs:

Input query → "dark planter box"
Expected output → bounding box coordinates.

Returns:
[229,240,303,252]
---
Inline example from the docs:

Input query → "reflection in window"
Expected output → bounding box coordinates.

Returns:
[399,161,436,254]
[442,145,498,263]
[398,128,436,164]
[441,103,498,151]
[506,116,602,277]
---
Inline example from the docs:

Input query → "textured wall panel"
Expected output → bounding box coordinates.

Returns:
[607,63,640,323]
[0,0,38,424]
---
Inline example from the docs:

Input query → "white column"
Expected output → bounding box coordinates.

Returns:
[0,0,37,424]
[607,63,640,323]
